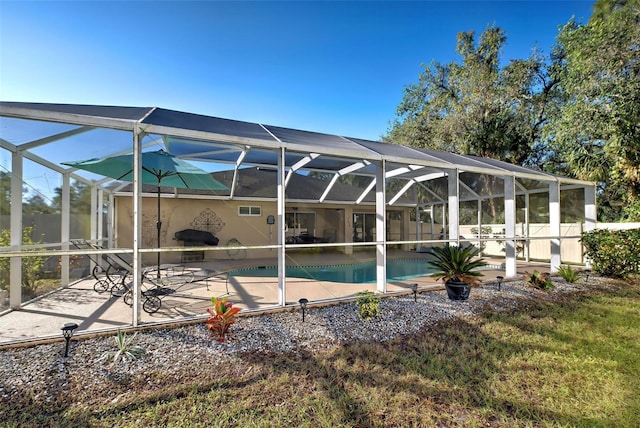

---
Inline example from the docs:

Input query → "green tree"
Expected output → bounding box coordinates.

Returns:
[51,180,92,214]
[548,0,640,220]
[0,171,19,216]
[385,26,564,220]
[386,26,558,168]
[23,194,57,214]
[0,226,45,297]
[1,172,44,216]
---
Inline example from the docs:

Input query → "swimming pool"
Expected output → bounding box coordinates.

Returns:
[228,258,436,284]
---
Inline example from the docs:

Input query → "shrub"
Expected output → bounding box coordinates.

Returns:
[581,229,640,279]
[355,290,381,320]
[206,297,241,342]
[523,270,554,291]
[0,227,45,297]
[557,265,580,283]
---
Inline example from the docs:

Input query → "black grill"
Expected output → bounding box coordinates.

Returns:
[174,229,219,262]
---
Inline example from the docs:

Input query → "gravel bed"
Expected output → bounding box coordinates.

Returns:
[0,278,599,410]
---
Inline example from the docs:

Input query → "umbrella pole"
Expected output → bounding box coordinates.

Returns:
[157,181,162,279]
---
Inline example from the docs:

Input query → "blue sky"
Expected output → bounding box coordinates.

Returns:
[1,1,594,142]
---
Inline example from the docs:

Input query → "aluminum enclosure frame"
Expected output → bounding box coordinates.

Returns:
[1,102,596,330]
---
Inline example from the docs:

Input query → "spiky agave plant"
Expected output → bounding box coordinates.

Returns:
[427,244,486,286]
[98,329,146,363]
[556,265,579,283]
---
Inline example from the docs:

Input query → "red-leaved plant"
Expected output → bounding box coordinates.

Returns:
[206,297,241,342]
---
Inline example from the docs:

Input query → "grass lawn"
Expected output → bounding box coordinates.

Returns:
[3,280,640,427]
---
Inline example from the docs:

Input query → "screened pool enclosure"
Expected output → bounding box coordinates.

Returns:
[0,102,596,342]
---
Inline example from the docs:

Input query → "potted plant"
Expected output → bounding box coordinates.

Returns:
[427,244,486,300]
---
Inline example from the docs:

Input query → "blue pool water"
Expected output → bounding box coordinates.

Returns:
[229,258,435,284]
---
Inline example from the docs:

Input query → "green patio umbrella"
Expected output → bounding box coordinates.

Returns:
[63,149,228,275]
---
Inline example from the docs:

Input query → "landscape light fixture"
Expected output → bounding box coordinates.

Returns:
[298,298,309,322]
[585,269,591,283]
[410,283,418,302]
[496,276,504,291]
[61,323,78,357]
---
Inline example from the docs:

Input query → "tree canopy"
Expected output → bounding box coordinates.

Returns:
[50,180,93,215]
[0,172,93,217]
[548,0,640,220]
[0,172,10,216]
[386,0,640,221]
[385,26,558,168]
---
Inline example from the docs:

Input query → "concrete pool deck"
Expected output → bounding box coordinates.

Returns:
[0,251,551,347]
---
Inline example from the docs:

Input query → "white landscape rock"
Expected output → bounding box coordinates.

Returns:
[0,277,594,408]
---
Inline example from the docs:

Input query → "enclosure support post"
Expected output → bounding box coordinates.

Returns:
[524,192,530,262]
[415,206,421,251]
[9,152,23,308]
[132,127,143,326]
[344,206,353,255]
[97,187,104,248]
[277,147,286,306]
[477,200,482,254]
[430,205,435,241]
[583,185,596,267]
[375,160,386,293]
[549,181,561,273]
[447,169,459,244]
[584,185,596,232]
[89,185,98,275]
[90,185,97,243]
[107,193,115,249]
[441,204,447,241]
[60,173,70,287]
[504,175,517,278]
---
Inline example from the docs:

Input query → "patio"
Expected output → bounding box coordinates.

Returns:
[0,250,550,346]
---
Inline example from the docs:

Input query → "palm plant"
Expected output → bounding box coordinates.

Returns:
[557,265,579,283]
[427,244,486,286]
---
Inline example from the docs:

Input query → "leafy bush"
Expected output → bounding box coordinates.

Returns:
[206,297,241,342]
[581,229,640,279]
[557,265,580,283]
[98,329,146,363]
[523,270,554,291]
[0,227,45,297]
[355,290,381,320]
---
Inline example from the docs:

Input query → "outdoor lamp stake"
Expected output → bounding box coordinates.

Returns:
[585,269,591,283]
[496,276,504,292]
[410,283,418,302]
[61,323,78,357]
[299,298,309,322]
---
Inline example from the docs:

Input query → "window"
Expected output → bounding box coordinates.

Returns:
[286,211,316,235]
[353,212,376,242]
[238,206,261,216]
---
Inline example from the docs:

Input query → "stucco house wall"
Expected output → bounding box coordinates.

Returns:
[115,196,280,263]
[115,195,414,263]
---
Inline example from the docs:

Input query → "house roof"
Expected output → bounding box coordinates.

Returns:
[116,167,414,205]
